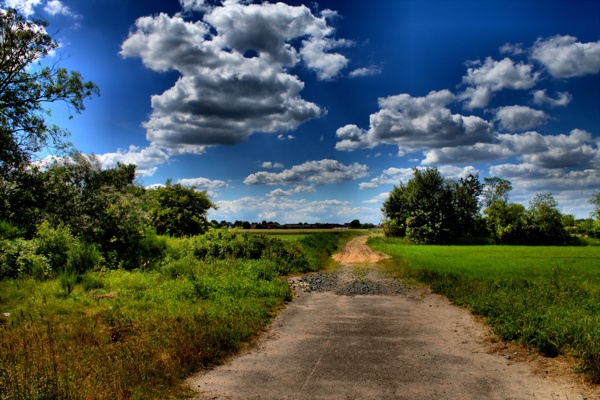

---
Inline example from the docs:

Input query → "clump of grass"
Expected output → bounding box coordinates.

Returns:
[370,236,600,383]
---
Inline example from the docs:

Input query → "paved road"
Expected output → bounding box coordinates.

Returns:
[188,240,595,399]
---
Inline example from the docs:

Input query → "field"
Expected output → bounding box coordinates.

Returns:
[369,236,600,383]
[0,230,355,400]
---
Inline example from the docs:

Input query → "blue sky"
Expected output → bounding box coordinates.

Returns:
[6,0,600,223]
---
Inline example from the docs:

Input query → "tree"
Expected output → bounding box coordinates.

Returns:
[0,9,99,178]
[484,200,526,244]
[591,192,600,221]
[150,180,216,237]
[453,174,484,237]
[525,193,569,245]
[482,177,512,207]
[350,219,361,229]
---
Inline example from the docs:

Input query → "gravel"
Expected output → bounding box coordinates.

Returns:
[288,270,408,297]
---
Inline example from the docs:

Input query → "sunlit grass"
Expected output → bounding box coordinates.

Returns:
[369,236,600,383]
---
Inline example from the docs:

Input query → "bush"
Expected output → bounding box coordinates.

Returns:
[0,220,24,240]
[66,242,103,276]
[35,221,74,272]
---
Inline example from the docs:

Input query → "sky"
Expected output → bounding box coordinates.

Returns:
[5,0,600,224]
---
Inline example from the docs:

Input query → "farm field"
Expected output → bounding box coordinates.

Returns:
[368,236,600,383]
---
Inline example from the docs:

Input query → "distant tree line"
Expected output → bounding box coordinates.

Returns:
[381,168,600,245]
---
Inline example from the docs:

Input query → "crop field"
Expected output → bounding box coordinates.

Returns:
[369,236,600,383]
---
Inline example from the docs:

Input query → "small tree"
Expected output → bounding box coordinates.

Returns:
[482,177,512,207]
[525,193,569,245]
[150,180,216,237]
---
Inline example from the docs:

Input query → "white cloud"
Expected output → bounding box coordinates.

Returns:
[97,145,170,177]
[422,129,599,169]
[363,192,390,204]
[499,42,525,56]
[177,177,228,191]
[459,57,540,109]
[531,90,572,107]
[531,35,600,78]
[349,65,382,78]
[359,165,478,190]
[121,2,351,154]
[494,105,548,131]
[3,0,42,17]
[261,161,284,169]
[244,159,369,187]
[266,185,315,197]
[335,90,495,153]
[43,0,71,16]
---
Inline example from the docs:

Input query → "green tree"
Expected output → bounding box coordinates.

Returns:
[482,177,512,207]
[525,193,569,245]
[0,9,99,178]
[350,219,361,229]
[484,200,526,244]
[150,180,216,237]
[382,168,463,244]
[452,174,484,237]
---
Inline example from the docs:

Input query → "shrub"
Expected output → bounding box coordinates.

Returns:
[0,219,24,240]
[35,221,74,272]
[66,242,103,276]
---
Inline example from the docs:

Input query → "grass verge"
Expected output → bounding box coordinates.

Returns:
[369,236,600,384]
[0,231,353,399]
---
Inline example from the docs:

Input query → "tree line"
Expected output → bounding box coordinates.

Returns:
[381,168,600,244]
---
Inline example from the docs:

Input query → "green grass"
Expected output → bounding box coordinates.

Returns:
[369,236,600,383]
[0,230,354,399]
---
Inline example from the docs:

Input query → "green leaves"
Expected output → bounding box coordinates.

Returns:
[0,8,99,177]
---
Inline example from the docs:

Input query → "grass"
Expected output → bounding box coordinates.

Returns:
[0,231,353,399]
[369,236,600,383]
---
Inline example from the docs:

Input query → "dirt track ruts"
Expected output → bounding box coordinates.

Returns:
[188,236,598,399]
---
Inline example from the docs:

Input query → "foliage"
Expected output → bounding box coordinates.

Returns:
[370,236,600,383]
[381,168,482,243]
[482,176,512,207]
[0,230,349,399]
[150,180,216,237]
[0,9,99,178]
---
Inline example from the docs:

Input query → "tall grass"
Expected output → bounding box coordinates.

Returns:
[0,230,352,399]
[369,236,600,383]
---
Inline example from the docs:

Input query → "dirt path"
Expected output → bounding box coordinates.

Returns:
[188,236,598,399]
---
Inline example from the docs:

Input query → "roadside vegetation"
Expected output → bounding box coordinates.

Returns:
[370,236,600,383]
[0,229,353,399]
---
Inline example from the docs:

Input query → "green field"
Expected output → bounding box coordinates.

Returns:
[369,236,600,383]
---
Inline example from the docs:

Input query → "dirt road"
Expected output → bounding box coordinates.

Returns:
[188,236,597,399]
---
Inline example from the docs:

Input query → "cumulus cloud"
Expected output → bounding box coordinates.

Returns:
[121,2,351,154]
[177,177,228,191]
[494,105,548,131]
[422,129,599,169]
[3,0,42,17]
[97,145,170,177]
[44,0,71,16]
[490,163,600,193]
[531,35,600,78]
[359,165,478,190]
[531,90,572,107]
[335,90,495,154]
[244,159,369,187]
[459,57,540,109]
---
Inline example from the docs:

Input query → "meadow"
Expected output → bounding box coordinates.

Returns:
[369,236,600,383]
[0,230,356,400]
